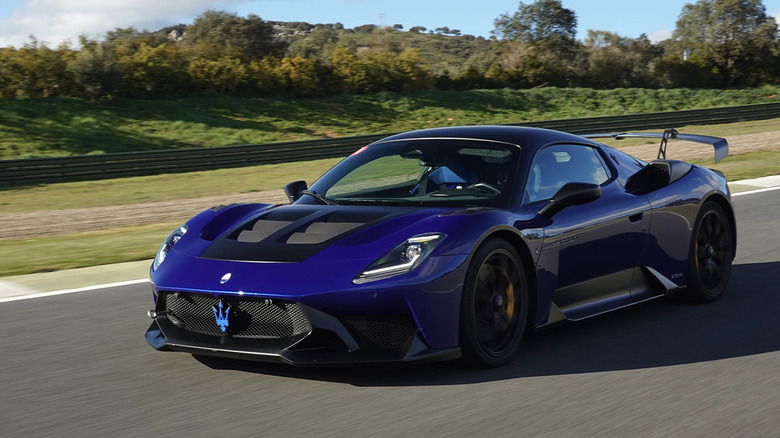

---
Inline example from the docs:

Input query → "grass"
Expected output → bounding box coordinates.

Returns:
[0,158,342,213]
[696,150,780,180]
[2,86,779,159]
[0,222,180,277]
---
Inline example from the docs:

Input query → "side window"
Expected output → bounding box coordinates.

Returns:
[525,144,612,204]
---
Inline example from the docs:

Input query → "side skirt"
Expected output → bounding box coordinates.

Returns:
[544,266,679,324]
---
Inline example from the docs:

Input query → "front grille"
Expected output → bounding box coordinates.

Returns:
[341,315,418,350]
[159,292,311,339]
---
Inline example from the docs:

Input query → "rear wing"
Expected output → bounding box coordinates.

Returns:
[583,129,729,163]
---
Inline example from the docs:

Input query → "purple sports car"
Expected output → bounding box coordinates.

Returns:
[145,126,735,367]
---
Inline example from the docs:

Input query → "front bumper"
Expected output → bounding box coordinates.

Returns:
[145,291,460,366]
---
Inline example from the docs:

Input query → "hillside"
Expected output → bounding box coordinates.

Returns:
[2,87,779,160]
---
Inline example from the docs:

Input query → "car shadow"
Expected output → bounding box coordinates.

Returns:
[194,260,780,386]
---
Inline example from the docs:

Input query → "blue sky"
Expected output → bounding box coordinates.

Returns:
[1,0,779,48]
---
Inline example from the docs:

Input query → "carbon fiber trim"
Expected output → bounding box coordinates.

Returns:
[341,315,418,350]
[159,291,311,339]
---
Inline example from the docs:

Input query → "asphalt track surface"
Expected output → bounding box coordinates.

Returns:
[1,190,778,437]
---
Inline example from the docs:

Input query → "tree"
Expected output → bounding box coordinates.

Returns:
[354,24,378,34]
[671,0,779,86]
[392,48,435,90]
[187,56,249,95]
[584,31,663,88]
[274,55,322,95]
[451,65,495,90]
[105,26,170,58]
[248,56,283,95]
[491,0,583,87]
[0,37,76,98]
[330,46,367,94]
[329,46,433,94]
[117,43,189,96]
[184,10,283,60]
[369,27,405,53]
[287,26,341,60]
[486,41,547,88]
[68,43,122,99]
[493,0,577,46]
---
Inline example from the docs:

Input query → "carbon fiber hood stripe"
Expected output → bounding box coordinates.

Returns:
[199,204,419,263]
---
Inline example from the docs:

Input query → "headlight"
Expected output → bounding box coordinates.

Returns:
[152,225,188,271]
[354,234,445,284]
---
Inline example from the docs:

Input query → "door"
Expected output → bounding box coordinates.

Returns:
[527,144,652,320]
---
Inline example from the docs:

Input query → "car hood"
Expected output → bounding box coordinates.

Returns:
[198,203,439,263]
[152,202,538,297]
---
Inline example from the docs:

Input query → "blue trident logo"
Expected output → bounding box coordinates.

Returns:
[212,300,231,332]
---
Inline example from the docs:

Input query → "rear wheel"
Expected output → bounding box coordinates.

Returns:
[681,201,733,302]
[460,239,529,367]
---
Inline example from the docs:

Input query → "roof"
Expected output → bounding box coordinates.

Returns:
[375,125,598,154]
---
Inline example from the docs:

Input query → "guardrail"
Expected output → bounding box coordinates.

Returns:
[2,102,778,186]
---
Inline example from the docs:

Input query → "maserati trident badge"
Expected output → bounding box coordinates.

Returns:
[212,300,231,332]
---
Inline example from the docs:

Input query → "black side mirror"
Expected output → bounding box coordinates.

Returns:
[538,182,601,217]
[284,180,308,203]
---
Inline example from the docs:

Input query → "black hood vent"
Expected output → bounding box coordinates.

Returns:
[199,205,416,263]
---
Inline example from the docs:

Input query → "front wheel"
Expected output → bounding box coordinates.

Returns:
[460,239,529,367]
[681,201,734,302]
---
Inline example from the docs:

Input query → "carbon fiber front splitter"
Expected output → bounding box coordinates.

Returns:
[145,318,461,367]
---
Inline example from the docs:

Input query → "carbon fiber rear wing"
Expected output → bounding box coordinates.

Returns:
[583,129,729,163]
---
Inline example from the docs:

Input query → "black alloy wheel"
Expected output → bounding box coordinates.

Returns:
[683,201,734,302]
[460,238,529,367]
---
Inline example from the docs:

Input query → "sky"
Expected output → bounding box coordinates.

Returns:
[1,0,779,48]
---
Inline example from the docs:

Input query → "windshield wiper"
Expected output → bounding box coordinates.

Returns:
[430,191,493,198]
[338,198,421,206]
[301,189,338,205]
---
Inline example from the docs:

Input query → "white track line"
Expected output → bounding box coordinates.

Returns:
[0,279,149,303]
[732,186,780,197]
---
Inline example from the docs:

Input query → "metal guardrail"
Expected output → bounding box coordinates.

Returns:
[1,102,778,186]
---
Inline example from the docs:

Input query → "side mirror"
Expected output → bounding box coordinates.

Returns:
[284,180,307,203]
[538,182,601,217]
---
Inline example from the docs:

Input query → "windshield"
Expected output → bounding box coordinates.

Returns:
[306,138,520,207]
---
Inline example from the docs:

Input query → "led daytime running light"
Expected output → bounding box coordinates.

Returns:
[153,225,188,271]
[354,234,444,283]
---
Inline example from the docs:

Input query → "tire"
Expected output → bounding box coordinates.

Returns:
[681,201,734,303]
[460,238,529,367]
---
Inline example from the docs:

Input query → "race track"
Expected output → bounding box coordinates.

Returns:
[1,190,779,437]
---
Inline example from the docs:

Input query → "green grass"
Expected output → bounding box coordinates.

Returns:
[696,150,780,180]
[0,222,180,276]
[2,86,779,159]
[0,158,341,213]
